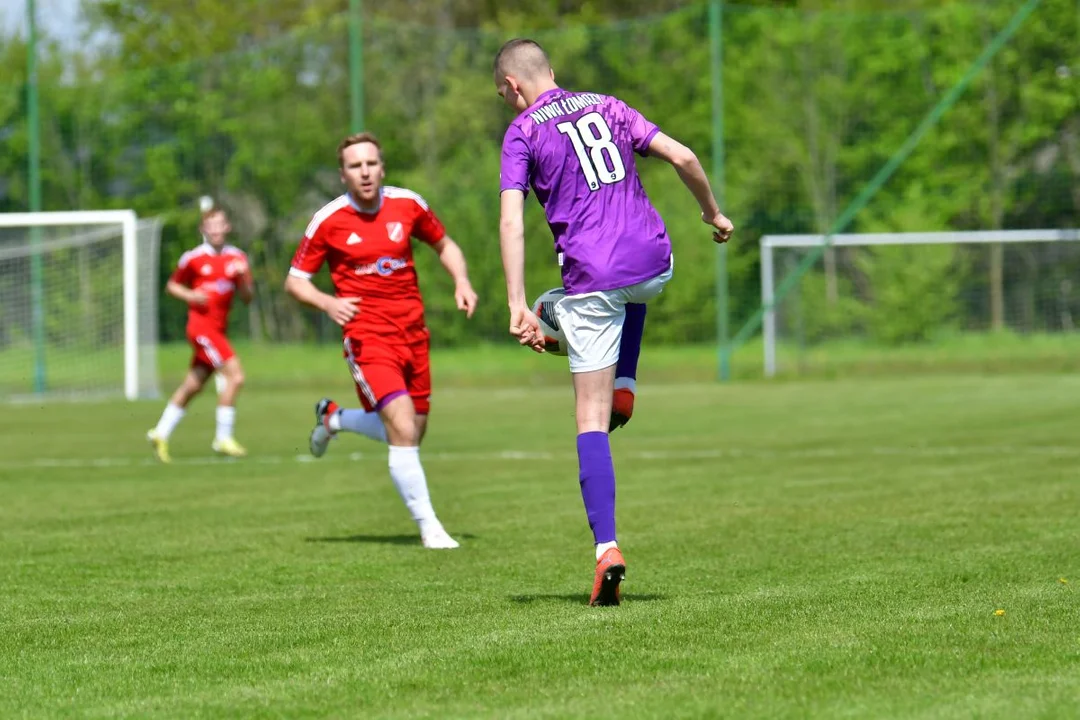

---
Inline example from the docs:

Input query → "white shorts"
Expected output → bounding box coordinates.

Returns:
[554,259,674,374]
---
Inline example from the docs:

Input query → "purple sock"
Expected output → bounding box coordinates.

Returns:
[577,431,617,544]
[616,303,647,380]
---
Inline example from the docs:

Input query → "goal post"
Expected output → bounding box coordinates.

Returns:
[0,210,162,401]
[760,229,1080,378]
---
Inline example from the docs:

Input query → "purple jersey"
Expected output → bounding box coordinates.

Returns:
[500,88,672,295]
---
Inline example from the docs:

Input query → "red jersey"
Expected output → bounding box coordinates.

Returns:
[170,242,249,334]
[289,187,446,343]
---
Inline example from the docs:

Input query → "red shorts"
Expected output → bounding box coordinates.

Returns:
[343,337,431,415]
[187,328,235,370]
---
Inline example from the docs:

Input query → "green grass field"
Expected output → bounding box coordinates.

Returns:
[2,347,1079,717]
[7,330,1080,398]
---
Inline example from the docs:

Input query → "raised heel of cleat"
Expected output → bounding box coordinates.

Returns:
[593,563,625,606]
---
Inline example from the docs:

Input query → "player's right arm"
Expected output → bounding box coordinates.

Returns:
[283,274,360,328]
[284,222,360,327]
[167,254,207,306]
[499,189,543,352]
[499,125,545,353]
[646,131,734,243]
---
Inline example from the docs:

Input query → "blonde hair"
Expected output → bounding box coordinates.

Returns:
[337,131,383,167]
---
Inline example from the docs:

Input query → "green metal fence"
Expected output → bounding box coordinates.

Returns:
[2,0,1078,379]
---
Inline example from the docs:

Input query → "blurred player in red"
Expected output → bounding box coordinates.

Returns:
[147,206,253,462]
[285,132,478,550]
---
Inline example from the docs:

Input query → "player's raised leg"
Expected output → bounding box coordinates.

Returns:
[211,355,247,457]
[611,264,673,433]
[309,340,392,458]
[147,365,211,463]
[309,398,388,458]
[610,302,646,432]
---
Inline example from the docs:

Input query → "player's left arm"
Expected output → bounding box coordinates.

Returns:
[235,253,254,304]
[413,200,477,319]
[646,131,734,243]
[429,236,477,319]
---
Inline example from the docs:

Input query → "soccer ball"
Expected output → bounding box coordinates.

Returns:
[531,287,568,356]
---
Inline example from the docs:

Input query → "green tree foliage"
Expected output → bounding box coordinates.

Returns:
[0,0,1076,347]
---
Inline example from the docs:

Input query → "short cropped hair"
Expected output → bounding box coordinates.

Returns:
[200,206,226,223]
[493,38,551,80]
[337,132,383,167]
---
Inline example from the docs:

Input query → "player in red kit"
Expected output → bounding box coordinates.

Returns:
[285,132,478,550]
[147,206,253,462]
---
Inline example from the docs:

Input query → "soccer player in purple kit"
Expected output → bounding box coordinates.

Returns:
[494,39,734,606]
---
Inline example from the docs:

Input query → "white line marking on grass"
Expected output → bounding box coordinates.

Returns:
[3,445,1079,471]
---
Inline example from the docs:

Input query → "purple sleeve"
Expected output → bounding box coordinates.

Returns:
[626,104,660,156]
[499,124,531,196]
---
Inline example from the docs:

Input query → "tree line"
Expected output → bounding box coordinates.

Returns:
[0,0,1077,347]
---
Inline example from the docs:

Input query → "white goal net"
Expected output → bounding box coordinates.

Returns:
[0,211,162,401]
[760,229,1080,377]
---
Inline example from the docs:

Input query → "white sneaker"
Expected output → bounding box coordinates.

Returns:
[309,397,338,458]
[310,424,333,458]
[421,525,460,550]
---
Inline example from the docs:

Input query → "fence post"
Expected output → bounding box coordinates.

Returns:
[27,0,45,394]
[349,0,365,133]
[709,0,729,381]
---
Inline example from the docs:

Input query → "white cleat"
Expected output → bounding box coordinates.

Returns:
[421,527,460,550]
[309,398,338,458]
[309,424,333,458]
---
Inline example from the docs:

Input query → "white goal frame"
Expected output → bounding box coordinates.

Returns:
[0,210,146,399]
[760,229,1080,378]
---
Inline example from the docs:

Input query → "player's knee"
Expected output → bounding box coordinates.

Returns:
[230,370,245,389]
[385,419,418,446]
[382,410,418,446]
[181,375,204,398]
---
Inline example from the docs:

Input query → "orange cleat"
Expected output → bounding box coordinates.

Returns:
[589,547,626,606]
[609,388,635,433]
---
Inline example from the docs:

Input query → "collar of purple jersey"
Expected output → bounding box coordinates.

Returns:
[526,87,564,112]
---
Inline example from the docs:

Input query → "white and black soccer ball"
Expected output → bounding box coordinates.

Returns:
[531,287,568,356]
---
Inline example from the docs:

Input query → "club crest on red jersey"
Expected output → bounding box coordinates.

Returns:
[386,222,404,243]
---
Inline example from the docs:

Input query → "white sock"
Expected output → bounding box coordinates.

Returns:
[614,377,636,393]
[334,409,387,443]
[387,445,439,531]
[154,403,185,439]
[596,540,619,561]
[215,406,236,441]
